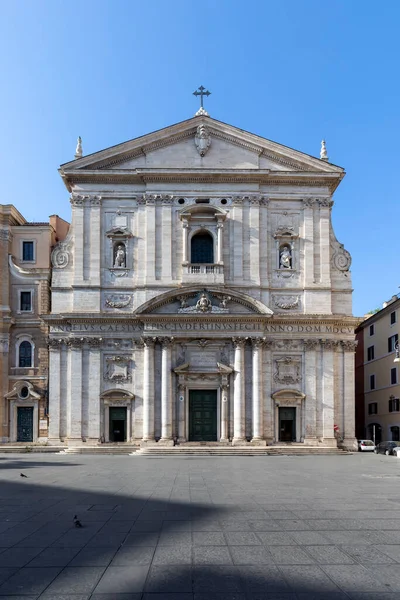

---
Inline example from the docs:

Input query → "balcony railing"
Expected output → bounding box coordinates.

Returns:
[183,263,224,283]
[187,264,223,275]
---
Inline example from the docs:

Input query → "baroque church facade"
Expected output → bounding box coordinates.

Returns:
[46,113,358,449]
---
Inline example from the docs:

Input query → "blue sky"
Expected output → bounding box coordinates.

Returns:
[1,0,399,317]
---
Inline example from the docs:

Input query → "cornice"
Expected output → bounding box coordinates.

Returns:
[61,169,343,193]
[43,313,359,328]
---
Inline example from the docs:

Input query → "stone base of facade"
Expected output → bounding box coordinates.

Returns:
[249,439,267,446]
[140,439,174,448]
[339,437,358,451]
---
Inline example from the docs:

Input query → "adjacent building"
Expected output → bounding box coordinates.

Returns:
[0,206,69,442]
[45,113,358,449]
[355,296,400,444]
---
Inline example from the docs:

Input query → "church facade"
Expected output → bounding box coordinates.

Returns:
[46,114,358,449]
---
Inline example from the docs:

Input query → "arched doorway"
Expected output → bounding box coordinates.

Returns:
[191,232,214,264]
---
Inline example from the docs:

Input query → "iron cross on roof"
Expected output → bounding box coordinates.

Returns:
[193,85,211,109]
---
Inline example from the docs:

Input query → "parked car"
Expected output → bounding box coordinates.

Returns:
[358,440,375,452]
[374,441,400,456]
[392,445,400,458]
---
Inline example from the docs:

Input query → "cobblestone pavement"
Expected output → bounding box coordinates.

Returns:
[0,452,400,599]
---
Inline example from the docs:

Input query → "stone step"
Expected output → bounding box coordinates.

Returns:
[0,445,67,453]
[135,446,347,456]
[60,446,138,455]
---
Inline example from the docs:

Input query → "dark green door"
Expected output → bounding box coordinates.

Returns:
[17,407,33,442]
[189,390,217,441]
[279,407,296,442]
[109,407,127,442]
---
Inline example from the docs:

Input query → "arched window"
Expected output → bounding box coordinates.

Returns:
[391,426,400,441]
[19,341,32,368]
[191,232,213,264]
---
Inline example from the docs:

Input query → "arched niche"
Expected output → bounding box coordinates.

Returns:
[180,205,227,267]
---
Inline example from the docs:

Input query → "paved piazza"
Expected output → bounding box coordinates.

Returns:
[0,454,400,599]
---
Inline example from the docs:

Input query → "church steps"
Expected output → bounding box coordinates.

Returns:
[134,446,347,457]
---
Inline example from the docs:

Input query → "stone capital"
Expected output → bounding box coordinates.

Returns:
[232,337,247,348]
[341,340,358,352]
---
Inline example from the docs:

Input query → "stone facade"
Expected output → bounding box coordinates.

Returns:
[46,116,358,449]
[0,206,69,442]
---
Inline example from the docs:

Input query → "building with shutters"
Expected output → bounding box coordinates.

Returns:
[355,296,400,444]
[45,112,358,449]
[0,206,69,442]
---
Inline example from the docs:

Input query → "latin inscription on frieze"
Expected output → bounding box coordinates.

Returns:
[49,322,353,335]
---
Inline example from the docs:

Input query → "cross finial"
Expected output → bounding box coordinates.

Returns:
[193,85,211,116]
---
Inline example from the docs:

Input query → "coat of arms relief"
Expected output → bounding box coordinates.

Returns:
[273,356,302,385]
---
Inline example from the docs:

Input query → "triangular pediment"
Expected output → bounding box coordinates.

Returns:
[135,287,273,316]
[61,116,343,176]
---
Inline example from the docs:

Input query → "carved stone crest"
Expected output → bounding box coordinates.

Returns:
[104,356,131,382]
[195,124,211,157]
[274,356,301,384]
[51,239,72,269]
[178,291,229,314]
[273,295,299,310]
[105,294,132,309]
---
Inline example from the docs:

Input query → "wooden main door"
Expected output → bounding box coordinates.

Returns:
[17,407,33,442]
[189,390,217,441]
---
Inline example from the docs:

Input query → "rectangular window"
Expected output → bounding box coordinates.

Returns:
[22,241,34,261]
[389,398,400,412]
[370,374,375,390]
[388,334,399,353]
[368,402,378,415]
[391,311,397,325]
[20,291,32,312]
[391,368,397,385]
[369,324,375,336]
[367,346,375,361]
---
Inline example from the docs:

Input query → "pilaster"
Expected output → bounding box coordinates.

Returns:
[251,338,264,443]
[249,199,260,285]
[263,340,273,443]
[160,337,173,443]
[303,198,315,288]
[89,197,101,286]
[48,342,61,443]
[342,340,358,450]
[145,195,156,283]
[71,195,84,284]
[232,337,246,444]
[142,338,155,441]
[69,341,83,440]
[319,199,332,287]
[220,384,229,442]
[321,340,336,445]
[87,340,102,441]
[232,198,243,282]
[162,200,172,281]
[303,339,318,443]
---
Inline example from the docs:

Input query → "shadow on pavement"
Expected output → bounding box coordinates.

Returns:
[0,454,381,599]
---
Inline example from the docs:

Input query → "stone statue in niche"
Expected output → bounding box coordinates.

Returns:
[279,245,292,269]
[114,243,126,268]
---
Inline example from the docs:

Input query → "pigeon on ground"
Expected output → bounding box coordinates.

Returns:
[73,515,83,528]
[20,473,28,478]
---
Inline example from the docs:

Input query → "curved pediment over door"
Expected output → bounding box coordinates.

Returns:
[135,287,273,316]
